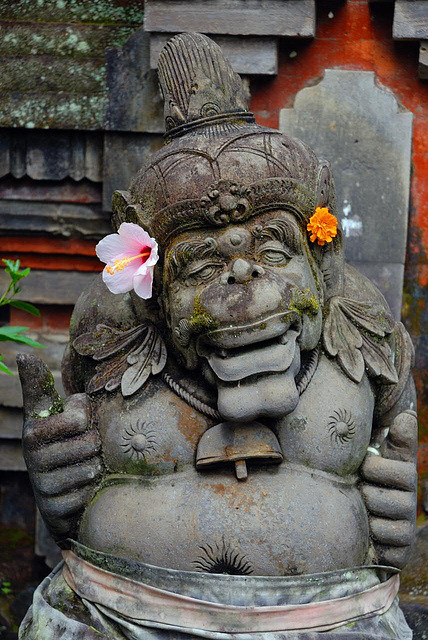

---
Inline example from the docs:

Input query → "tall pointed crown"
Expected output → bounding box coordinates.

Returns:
[157,33,255,138]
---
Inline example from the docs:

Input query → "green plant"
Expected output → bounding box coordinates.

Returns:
[0,259,44,375]
[1,580,12,596]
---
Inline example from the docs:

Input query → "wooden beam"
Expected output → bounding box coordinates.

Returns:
[145,0,315,38]
[393,0,428,40]
[150,34,278,75]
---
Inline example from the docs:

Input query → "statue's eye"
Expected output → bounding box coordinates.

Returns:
[184,261,222,285]
[257,246,291,266]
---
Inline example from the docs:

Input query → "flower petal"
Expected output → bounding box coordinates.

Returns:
[133,270,154,299]
[96,234,128,264]
[144,243,159,267]
[103,262,140,294]
[118,223,156,251]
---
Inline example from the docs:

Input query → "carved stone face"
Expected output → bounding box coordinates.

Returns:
[162,210,323,423]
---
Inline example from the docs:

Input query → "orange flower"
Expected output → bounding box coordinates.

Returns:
[307,207,338,246]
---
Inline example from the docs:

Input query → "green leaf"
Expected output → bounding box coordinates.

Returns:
[2,258,19,272]
[0,326,44,348]
[9,300,40,317]
[0,360,14,375]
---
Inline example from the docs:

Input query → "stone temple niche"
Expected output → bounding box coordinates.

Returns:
[17,33,417,640]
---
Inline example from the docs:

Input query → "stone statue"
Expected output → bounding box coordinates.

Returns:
[17,34,417,639]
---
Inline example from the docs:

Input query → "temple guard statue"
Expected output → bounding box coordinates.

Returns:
[18,34,417,639]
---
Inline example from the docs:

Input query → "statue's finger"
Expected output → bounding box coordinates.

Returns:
[381,411,418,463]
[361,484,415,520]
[17,353,63,421]
[369,517,413,547]
[23,393,89,449]
[375,544,411,570]
[27,430,100,472]
[360,455,417,492]
[39,485,96,522]
[35,458,103,497]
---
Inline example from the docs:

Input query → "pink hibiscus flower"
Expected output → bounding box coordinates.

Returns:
[96,223,159,299]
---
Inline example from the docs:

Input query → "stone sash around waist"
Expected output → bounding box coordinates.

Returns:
[62,548,400,634]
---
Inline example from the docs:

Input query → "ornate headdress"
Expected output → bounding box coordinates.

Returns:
[112,33,344,298]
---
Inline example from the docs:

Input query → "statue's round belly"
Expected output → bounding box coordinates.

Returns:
[79,466,369,576]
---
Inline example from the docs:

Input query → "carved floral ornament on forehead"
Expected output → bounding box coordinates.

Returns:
[96,206,338,299]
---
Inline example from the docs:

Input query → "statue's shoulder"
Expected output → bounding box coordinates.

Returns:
[62,274,167,398]
[343,263,392,310]
[321,264,413,403]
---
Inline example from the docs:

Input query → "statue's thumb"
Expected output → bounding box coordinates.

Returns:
[16,354,63,421]
[383,410,418,463]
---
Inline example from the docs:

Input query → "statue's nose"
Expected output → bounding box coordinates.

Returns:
[226,258,264,284]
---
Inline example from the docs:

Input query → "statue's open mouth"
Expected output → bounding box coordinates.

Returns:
[197,312,302,382]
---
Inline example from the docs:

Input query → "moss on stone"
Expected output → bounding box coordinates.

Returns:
[189,296,219,334]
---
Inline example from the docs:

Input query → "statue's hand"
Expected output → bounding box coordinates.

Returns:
[360,410,417,569]
[17,354,103,544]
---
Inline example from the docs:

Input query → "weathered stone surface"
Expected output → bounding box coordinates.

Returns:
[0,200,110,238]
[0,91,105,130]
[419,40,428,79]
[0,269,98,304]
[401,603,428,640]
[103,132,164,211]
[0,1,144,130]
[280,70,412,316]
[145,0,316,37]
[400,524,428,604]
[0,406,22,439]
[150,34,278,75]
[393,0,428,40]
[0,130,103,181]
[348,262,404,321]
[0,0,144,25]
[0,21,137,58]
[0,439,25,470]
[35,511,62,569]
[105,28,164,133]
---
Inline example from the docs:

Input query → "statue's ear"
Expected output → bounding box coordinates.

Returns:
[111,190,144,232]
[311,162,345,300]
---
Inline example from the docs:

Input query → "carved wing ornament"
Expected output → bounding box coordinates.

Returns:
[73,322,167,397]
[323,297,398,385]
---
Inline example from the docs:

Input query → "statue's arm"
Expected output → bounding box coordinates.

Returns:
[360,325,417,569]
[17,354,103,545]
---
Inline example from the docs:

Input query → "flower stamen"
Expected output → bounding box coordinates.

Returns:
[105,249,151,275]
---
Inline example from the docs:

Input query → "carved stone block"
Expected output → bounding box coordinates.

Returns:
[150,34,278,75]
[280,70,412,317]
[103,132,164,211]
[393,0,428,40]
[105,28,164,133]
[145,0,316,37]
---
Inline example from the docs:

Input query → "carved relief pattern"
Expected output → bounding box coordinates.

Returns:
[328,409,356,445]
[73,322,167,397]
[152,176,317,245]
[121,421,158,460]
[193,539,253,575]
[323,297,397,385]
